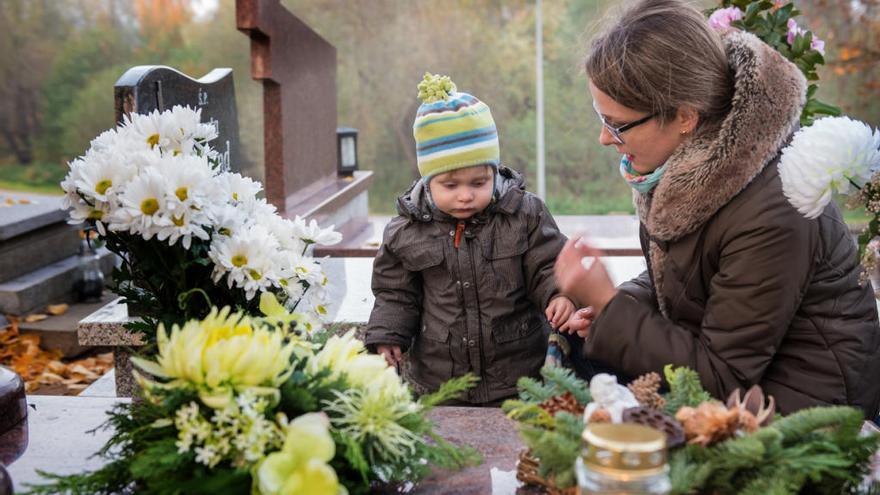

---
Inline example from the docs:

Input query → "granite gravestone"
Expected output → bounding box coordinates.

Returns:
[114,66,240,173]
[236,0,373,250]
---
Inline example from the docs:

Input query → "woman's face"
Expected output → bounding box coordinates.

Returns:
[589,81,695,174]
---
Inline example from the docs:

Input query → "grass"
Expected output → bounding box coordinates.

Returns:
[0,161,66,195]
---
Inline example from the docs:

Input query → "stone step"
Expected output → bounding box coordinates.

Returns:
[0,191,68,241]
[0,222,81,284]
[17,293,118,358]
[0,249,116,315]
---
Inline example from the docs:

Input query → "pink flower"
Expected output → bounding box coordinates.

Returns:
[708,7,743,30]
[786,19,826,55]
[787,18,805,44]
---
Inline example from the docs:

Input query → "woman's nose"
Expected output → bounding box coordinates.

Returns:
[598,126,617,146]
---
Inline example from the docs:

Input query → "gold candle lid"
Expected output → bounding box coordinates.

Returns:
[582,423,667,474]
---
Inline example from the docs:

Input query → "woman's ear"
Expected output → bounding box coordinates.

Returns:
[677,106,700,135]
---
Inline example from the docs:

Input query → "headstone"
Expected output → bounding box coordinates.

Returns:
[236,0,374,250]
[0,367,26,466]
[114,66,241,173]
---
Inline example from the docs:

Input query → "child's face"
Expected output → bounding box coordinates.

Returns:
[428,165,494,220]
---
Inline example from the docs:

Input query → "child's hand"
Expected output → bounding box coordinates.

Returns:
[377,344,402,367]
[560,306,594,339]
[545,296,575,330]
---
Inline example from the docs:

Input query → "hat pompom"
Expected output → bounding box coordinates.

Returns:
[417,72,457,104]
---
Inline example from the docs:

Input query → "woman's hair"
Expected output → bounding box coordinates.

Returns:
[585,0,733,131]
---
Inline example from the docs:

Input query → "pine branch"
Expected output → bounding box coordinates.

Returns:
[418,374,479,409]
[540,366,591,405]
[516,375,556,403]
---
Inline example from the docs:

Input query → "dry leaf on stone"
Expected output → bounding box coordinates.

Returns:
[24,314,48,322]
[47,304,69,316]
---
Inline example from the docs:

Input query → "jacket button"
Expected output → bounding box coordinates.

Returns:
[463,281,470,288]
[468,339,476,347]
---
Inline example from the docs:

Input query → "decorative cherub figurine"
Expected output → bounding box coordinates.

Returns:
[583,373,640,423]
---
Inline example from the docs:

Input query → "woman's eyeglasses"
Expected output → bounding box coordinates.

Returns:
[592,102,657,145]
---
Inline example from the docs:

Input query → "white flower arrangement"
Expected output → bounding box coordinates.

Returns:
[779,116,880,220]
[61,105,341,329]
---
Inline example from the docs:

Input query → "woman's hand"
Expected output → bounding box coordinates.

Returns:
[554,237,618,314]
[376,344,402,367]
[560,306,595,338]
[545,296,575,329]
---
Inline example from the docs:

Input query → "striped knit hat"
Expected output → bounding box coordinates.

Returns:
[413,73,500,178]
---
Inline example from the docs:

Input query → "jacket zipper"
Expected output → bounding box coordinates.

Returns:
[453,220,465,249]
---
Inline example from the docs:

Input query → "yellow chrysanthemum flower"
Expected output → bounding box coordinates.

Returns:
[132,307,296,408]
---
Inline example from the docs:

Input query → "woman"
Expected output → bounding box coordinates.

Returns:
[555,0,880,416]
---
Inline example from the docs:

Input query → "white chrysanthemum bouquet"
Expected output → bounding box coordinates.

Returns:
[61,105,341,340]
[779,116,880,277]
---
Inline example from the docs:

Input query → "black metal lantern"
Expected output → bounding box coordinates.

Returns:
[337,127,358,177]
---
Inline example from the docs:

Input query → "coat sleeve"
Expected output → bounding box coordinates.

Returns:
[586,204,816,399]
[363,219,423,353]
[522,195,569,309]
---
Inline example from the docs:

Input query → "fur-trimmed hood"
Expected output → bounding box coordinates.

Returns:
[635,30,807,240]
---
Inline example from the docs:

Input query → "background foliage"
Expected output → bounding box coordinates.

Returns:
[0,0,876,214]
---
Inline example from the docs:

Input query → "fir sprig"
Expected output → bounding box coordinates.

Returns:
[662,364,713,415]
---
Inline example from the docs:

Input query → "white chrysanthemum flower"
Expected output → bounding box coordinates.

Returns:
[209,225,281,299]
[166,105,219,156]
[218,172,262,205]
[89,128,121,152]
[111,170,172,239]
[780,116,880,219]
[262,215,306,254]
[156,154,218,213]
[281,278,306,302]
[73,149,136,203]
[155,208,210,249]
[210,203,247,238]
[68,200,112,236]
[245,198,279,223]
[291,215,342,246]
[125,109,179,152]
[290,254,326,287]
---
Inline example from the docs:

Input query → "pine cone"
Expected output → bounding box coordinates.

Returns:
[538,391,585,416]
[628,372,666,410]
[588,408,612,423]
[622,407,686,447]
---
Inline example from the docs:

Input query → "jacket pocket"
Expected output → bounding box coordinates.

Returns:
[481,233,528,293]
[409,315,453,392]
[399,241,445,272]
[487,311,548,387]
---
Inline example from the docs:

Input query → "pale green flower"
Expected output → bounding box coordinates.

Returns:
[254,413,341,495]
[324,387,422,464]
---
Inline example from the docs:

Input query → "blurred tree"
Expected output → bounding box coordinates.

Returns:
[798,0,879,124]
[0,0,68,164]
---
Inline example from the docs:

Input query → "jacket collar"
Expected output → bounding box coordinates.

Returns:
[635,31,807,242]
